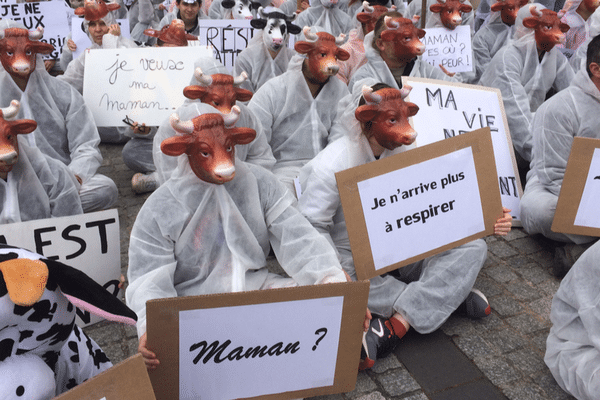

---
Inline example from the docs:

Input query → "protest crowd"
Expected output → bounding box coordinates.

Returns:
[0,0,599,396]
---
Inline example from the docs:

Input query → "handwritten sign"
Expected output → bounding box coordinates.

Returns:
[54,354,157,400]
[2,1,70,59]
[337,128,502,281]
[421,25,473,73]
[147,281,370,399]
[0,209,121,326]
[552,137,600,237]
[402,76,522,222]
[83,46,213,127]
[197,19,255,72]
[71,18,131,61]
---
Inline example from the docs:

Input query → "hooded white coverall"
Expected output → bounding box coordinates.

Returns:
[0,21,118,213]
[126,156,347,336]
[545,239,600,400]
[570,8,600,72]
[297,98,487,331]
[479,4,575,163]
[295,1,355,37]
[152,58,276,184]
[0,137,83,224]
[519,68,600,244]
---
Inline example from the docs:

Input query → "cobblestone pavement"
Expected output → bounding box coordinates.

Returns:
[84,142,576,400]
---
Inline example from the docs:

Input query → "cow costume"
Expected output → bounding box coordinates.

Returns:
[471,0,528,83]
[234,7,301,93]
[479,4,574,164]
[298,83,511,370]
[158,0,209,38]
[127,106,347,366]
[247,26,350,193]
[545,239,600,400]
[0,20,118,213]
[405,0,475,31]
[519,36,600,246]
[295,0,355,37]
[153,57,276,185]
[0,101,83,223]
[0,244,138,396]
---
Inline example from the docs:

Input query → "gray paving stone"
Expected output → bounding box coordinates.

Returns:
[488,241,519,258]
[345,372,377,397]
[506,349,547,375]
[307,394,345,400]
[505,312,551,334]
[473,275,504,297]
[482,328,528,354]
[511,237,547,255]
[530,330,552,354]
[401,392,429,400]
[489,295,524,317]
[375,368,420,397]
[504,228,529,241]
[430,379,508,400]
[371,354,403,374]
[473,355,521,386]
[514,264,552,285]
[500,381,548,400]
[485,265,519,283]
[352,393,386,400]
[527,296,553,323]
[505,280,543,302]
[453,333,497,359]
[532,370,575,400]
[83,321,124,347]
[440,315,478,336]
[537,278,562,297]
[472,312,507,332]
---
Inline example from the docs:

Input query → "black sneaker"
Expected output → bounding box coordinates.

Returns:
[456,289,491,319]
[359,317,399,370]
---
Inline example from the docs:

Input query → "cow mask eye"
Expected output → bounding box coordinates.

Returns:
[226,146,233,152]
[201,151,210,157]
[6,51,13,57]
[25,50,32,56]
[543,25,552,31]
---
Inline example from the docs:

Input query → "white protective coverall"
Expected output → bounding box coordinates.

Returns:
[348,31,458,93]
[337,12,366,85]
[233,18,296,93]
[58,12,139,144]
[471,0,515,83]
[519,68,600,244]
[570,8,600,72]
[556,0,594,57]
[297,88,487,330]
[158,7,209,37]
[295,0,355,37]
[247,50,350,192]
[405,0,474,31]
[129,0,162,45]
[0,21,118,213]
[126,155,347,336]
[545,239,600,400]
[478,4,575,163]
[153,59,276,184]
[0,137,83,224]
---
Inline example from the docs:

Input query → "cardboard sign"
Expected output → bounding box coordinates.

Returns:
[197,19,256,72]
[421,25,473,73]
[402,76,522,222]
[552,137,600,237]
[0,209,121,326]
[83,45,213,127]
[54,354,156,400]
[146,281,370,400]
[2,1,70,59]
[72,18,132,61]
[336,128,502,281]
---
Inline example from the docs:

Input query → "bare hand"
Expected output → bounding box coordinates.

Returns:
[44,59,55,72]
[439,64,456,77]
[67,39,77,52]
[132,122,150,135]
[364,308,372,332]
[138,333,160,370]
[494,207,513,236]
[74,174,83,185]
[109,23,121,37]
[158,3,166,10]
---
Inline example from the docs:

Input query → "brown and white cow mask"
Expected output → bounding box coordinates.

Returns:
[430,0,473,30]
[0,27,54,81]
[0,100,37,177]
[161,106,257,184]
[295,27,350,83]
[355,85,419,150]
[357,2,396,35]
[490,0,529,26]
[522,5,570,52]
[144,19,198,46]
[378,15,426,64]
[183,68,253,114]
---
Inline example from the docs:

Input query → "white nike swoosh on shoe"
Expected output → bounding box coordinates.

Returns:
[371,319,384,337]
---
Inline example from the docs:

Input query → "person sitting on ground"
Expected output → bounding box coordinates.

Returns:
[0,20,118,213]
[295,0,355,37]
[545,238,600,399]
[59,0,138,143]
[127,104,353,370]
[298,82,512,370]
[570,6,600,71]
[556,0,599,58]
[158,0,208,37]
[519,34,600,277]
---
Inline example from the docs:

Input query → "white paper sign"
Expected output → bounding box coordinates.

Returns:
[71,18,131,60]
[198,19,256,72]
[405,78,522,221]
[574,148,600,229]
[179,297,344,400]
[421,25,473,73]
[83,45,213,127]
[2,1,70,59]
[357,147,484,271]
[0,210,121,326]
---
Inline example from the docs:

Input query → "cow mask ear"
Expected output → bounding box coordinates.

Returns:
[430,3,444,13]
[222,0,235,8]
[490,2,503,11]
[355,105,378,123]
[11,120,37,135]
[336,48,350,61]
[183,85,209,100]
[250,19,267,29]
[522,17,539,29]
[407,102,419,117]
[287,23,302,35]
[229,127,257,145]
[294,41,315,54]
[235,88,254,102]
[161,135,191,156]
